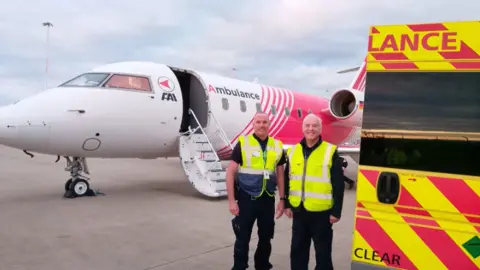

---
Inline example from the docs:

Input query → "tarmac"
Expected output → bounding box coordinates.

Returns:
[0,145,358,270]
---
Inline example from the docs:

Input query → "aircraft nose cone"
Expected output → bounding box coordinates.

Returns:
[0,115,49,152]
[0,107,17,147]
[0,124,13,146]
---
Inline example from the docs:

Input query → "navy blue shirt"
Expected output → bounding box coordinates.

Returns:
[284,136,345,219]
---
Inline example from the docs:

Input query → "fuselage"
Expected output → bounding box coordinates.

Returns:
[0,61,364,159]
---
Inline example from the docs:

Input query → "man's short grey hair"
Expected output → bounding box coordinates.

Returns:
[253,112,269,121]
[303,113,322,126]
[254,112,269,118]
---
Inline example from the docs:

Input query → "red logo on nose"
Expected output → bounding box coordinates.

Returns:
[158,77,175,92]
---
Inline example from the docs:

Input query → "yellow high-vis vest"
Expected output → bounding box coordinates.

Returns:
[237,134,284,197]
[287,141,337,211]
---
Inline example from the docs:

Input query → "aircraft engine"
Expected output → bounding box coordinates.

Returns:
[328,89,357,119]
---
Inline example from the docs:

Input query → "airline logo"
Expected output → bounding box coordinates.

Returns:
[208,85,260,100]
[158,77,175,92]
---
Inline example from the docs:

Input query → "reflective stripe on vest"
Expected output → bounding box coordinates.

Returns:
[238,168,275,175]
[287,141,336,211]
[237,135,283,197]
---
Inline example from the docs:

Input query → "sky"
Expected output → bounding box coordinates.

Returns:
[0,0,478,105]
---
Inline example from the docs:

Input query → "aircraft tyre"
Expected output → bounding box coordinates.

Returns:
[65,179,72,191]
[64,178,90,198]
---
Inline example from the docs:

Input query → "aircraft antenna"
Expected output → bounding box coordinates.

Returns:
[42,21,53,90]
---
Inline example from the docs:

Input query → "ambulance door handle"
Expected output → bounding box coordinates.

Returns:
[376,172,400,204]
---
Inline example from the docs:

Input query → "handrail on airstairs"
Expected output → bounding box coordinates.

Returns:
[186,109,232,174]
[207,110,233,151]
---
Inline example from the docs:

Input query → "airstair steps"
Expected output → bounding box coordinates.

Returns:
[195,143,213,152]
[198,150,218,161]
[177,109,233,198]
[179,135,227,197]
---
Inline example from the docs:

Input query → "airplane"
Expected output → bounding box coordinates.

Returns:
[0,59,365,199]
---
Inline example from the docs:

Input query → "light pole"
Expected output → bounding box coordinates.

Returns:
[42,21,53,90]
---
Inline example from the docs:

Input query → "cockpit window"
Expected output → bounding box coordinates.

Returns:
[103,74,152,92]
[60,73,110,87]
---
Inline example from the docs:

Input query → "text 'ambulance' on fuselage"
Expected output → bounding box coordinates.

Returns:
[208,85,260,100]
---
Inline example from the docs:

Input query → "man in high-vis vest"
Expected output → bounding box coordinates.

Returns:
[226,112,287,270]
[283,113,345,270]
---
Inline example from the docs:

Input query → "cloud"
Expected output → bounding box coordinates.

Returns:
[1,0,479,105]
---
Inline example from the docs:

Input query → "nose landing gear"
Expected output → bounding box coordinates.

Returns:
[63,157,95,198]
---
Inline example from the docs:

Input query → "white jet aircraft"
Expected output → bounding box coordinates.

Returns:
[0,61,365,199]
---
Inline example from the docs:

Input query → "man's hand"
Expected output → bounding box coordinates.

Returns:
[229,200,239,216]
[275,200,284,219]
[284,208,293,219]
[330,215,340,224]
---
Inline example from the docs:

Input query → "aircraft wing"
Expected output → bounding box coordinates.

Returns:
[337,66,360,74]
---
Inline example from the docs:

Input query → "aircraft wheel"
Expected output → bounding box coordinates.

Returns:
[71,178,90,197]
[65,179,73,191]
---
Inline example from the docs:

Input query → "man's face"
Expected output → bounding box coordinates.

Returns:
[253,113,270,137]
[303,116,322,140]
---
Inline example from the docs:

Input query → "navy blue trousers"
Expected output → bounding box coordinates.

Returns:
[290,208,334,270]
[231,189,275,270]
